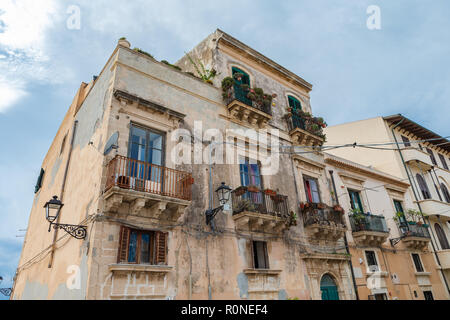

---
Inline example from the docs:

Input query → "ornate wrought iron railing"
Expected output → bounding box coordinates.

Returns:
[302,203,345,228]
[231,187,289,218]
[105,155,193,201]
[225,86,272,116]
[398,222,431,238]
[349,213,389,233]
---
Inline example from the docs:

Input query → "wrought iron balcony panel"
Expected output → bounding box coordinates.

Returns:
[104,156,192,220]
[286,114,324,147]
[398,222,431,250]
[349,213,390,246]
[225,87,272,129]
[302,204,347,241]
[231,187,290,233]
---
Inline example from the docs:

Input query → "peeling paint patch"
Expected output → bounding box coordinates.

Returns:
[278,289,287,300]
[237,273,248,299]
[21,281,49,300]
[48,157,62,188]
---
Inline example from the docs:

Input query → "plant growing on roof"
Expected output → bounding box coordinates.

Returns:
[133,48,154,59]
[185,52,218,84]
[161,60,182,71]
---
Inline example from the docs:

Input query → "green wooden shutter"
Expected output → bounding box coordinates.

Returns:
[288,96,302,111]
[34,168,45,193]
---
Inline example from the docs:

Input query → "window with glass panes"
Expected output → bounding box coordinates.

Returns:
[239,158,262,189]
[412,253,424,272]
[303,176,321,203]
[348,189,364,212]
[365,250,379,271]
[128,124,164,181]
[438,154,449,170]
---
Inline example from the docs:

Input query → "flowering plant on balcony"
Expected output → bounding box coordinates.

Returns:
[264,189,277,196]
[299,201,310,210]
[333,204,344,213]
[394,209,428,225]
[286,108,328,141]
[221,77,274,110]
[288,211,298,226]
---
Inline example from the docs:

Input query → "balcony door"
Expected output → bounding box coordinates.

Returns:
[348,189,363,212]
[128,124,164,190]
[288,96,304,130]
[232,67,252,106]
[239,157,264,210]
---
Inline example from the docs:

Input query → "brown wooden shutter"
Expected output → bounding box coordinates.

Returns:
[155,231,168,265]
[117,226,130,263]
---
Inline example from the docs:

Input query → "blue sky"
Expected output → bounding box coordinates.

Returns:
[0,0,449,298]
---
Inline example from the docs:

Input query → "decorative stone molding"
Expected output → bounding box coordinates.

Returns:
[226,99,272,129]
[289,127,324,147]
[352,230,389,247]
[401,236,431,250]
[232,211,288,234]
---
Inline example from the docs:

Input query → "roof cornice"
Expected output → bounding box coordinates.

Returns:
[216,29,313,92]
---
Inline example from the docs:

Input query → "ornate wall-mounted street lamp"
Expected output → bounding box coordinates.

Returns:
[0,276,11,297]
[205,182,231,229]
[44,196,87,239]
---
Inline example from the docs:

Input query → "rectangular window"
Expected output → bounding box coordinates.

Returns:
[117,226,168,265]
[426,148,437,165]
[401,135,411,147]
[303,176,321,203]
[438,154,449,170]
[348,189,364,212]
[365,250,379,272]
[252,241,269,269]
[369,293,388,300]
[412,253,424,272]
[239,158,262,189]
[393,200,407,225]
[128,124,164,181]
[423,291,434,300]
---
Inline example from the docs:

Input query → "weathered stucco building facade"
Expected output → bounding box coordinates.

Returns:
[11,30,449,300]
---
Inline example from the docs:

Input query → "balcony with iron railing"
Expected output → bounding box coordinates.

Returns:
[223,85,272,129]
[301,203,346,241]
[103,155,193,220]
[398,222,431,250]
[349,213,390,246]
[231,186,290,233]
[285,110,326,147]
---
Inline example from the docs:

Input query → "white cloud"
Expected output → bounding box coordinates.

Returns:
[0,77,27,113]
[0,0,61,112]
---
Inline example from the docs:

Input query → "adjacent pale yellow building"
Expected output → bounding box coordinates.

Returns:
[325,115,450,298]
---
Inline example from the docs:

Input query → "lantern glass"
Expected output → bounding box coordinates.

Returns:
[216,182,231,205]
[44,196,63,223]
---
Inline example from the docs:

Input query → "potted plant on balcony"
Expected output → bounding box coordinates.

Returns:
[288,211,298,226]
[317,202,326,209]
[247,185,260,193]
[299,201,310,210]
[234,199,255,213]
[350,208,366,230]
[234,186,247,196]
[264,189,277,196]
[333,204,344,213]
[272,194,285,204]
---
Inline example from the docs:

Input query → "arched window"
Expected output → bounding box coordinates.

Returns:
[416,174,431,199]
[434,223,450,250]
[440,183,450,203]
[287,95,302,112]
[231,67,251,106]
[287,95,304,130]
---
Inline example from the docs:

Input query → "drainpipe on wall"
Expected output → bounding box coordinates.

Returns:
[329,170,359,300]
[390,119,450,295]
[48,120,78,268]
